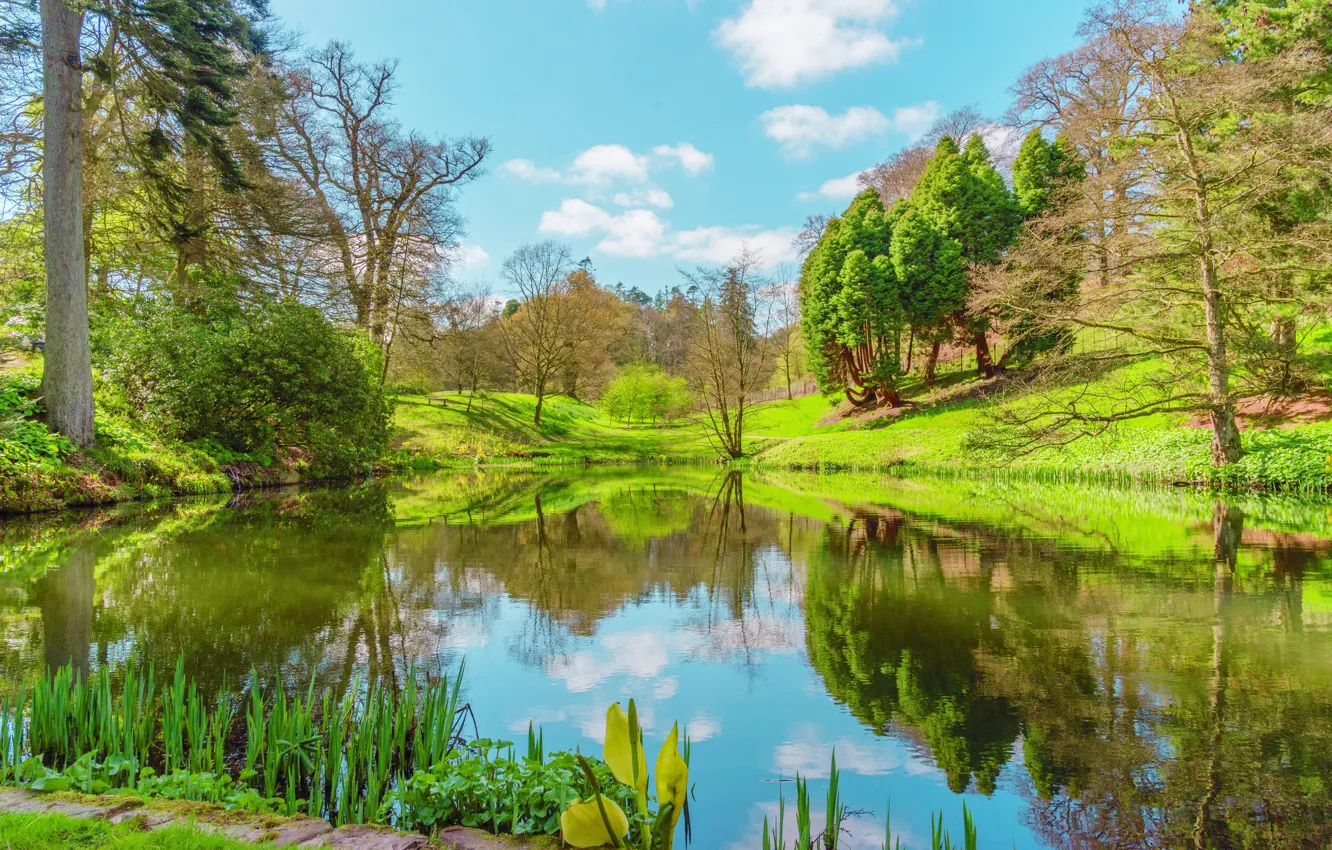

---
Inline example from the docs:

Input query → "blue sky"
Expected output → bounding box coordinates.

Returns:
[266,0,1087,296]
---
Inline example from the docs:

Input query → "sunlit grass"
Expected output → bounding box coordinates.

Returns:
[0,812,274,850]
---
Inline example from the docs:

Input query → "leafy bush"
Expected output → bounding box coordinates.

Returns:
[384,742,633,836]
[0,373,70,474]
[104,294,389,475]
[600,364,691,425]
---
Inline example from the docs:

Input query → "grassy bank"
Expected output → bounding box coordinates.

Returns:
[747,362,1332,490]
[0,810,268,850]
[0,365,367,515]
[8,352,1332,515]
[391,391,718,465]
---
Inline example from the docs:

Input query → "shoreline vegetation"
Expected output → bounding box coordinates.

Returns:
[7,350,1332,516]
[0,659,980,850]
[3,0,1331,515]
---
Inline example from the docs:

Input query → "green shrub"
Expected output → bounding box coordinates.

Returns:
[104,294,389,475]
[601,364,691,425]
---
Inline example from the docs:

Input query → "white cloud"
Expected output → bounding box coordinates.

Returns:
[590,0,701,10]
[539,200,798,266]
[891,100,941,142]
[613,188,675,209]
[501,158,562,182]
[715,0,917,88]
[598,209,670,258]
[503,143,713,191]
[571,144,652,185]
[539,199,614,237]
[652,143,715,175]
[980,123,1023,170]
[798,170,867,201]
[453,242,490,270]
[761,105,888,158]
[672,225,800,265]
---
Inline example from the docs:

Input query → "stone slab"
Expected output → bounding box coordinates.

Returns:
[300,823,430,849]
[436,826,557,849]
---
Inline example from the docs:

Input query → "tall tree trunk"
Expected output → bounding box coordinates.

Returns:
[1202,256,1243,465]
[533,381,544,427]
[41,0,94,447]
[36,546,96,676]
[923,340,941,386]
[974,330,996,378]
[173,151,211,300]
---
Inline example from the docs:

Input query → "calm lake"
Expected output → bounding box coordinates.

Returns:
[3,468,1331,848]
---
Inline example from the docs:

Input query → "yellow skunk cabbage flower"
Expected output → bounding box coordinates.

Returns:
[561,793,630,848]
[655,723,688,828]
[604,701,648,792]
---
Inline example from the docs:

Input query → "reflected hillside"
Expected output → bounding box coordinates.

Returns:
[799,490,1332,848]
[3,470,1332,847]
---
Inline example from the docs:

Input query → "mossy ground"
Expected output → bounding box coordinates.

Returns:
[0,810,274,849]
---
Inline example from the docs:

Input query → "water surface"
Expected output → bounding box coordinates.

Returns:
[3,469,1332,848]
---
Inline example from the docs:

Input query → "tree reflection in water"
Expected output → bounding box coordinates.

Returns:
[4,471,1332,847]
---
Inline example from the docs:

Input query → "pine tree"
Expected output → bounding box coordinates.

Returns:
[1012,130,1085,218]
[911,134,1021,377]
[889,206,967,384]
[798,188,908,406]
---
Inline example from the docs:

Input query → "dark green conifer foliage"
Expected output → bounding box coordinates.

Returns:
[890,206,966,338]
[93,0,271,195]
[799,189,909,405]
[1012,130,1085,218]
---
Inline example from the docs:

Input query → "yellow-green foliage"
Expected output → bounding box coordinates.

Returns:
[391,392,714,465]
[0,811,273,850]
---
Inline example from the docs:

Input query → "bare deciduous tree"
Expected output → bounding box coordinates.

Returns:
[270,42,489,346]
[765,266,804,400]
[439,289,501,412]
[498,241,579,427]
[681,248,775,459]
[859,106,994,204]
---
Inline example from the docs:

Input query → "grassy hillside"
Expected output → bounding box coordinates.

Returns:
[388,358,1332,490]
[392,391,718,464]
[749,361,1332,489]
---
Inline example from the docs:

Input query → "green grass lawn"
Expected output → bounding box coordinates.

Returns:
[391,391,719,465]
[0,811,271,850]
[749,358,1332,489]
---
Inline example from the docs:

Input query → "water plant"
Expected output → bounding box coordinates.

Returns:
[4,658,469,827]
[559,698,690,849]
[763,754,980,850]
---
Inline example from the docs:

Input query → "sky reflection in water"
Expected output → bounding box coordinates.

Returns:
[4,468,1332,848]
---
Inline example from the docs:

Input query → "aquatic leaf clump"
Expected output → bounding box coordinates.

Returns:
[562,698,690,849]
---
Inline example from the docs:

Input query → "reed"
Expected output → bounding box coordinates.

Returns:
[824,749,844,849]
[763,755,979,850]
[9,657,469,827]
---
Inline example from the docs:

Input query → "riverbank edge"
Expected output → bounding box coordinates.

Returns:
[0,787,554,849]
[0,456,375,517]
[6,444,1326,518]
